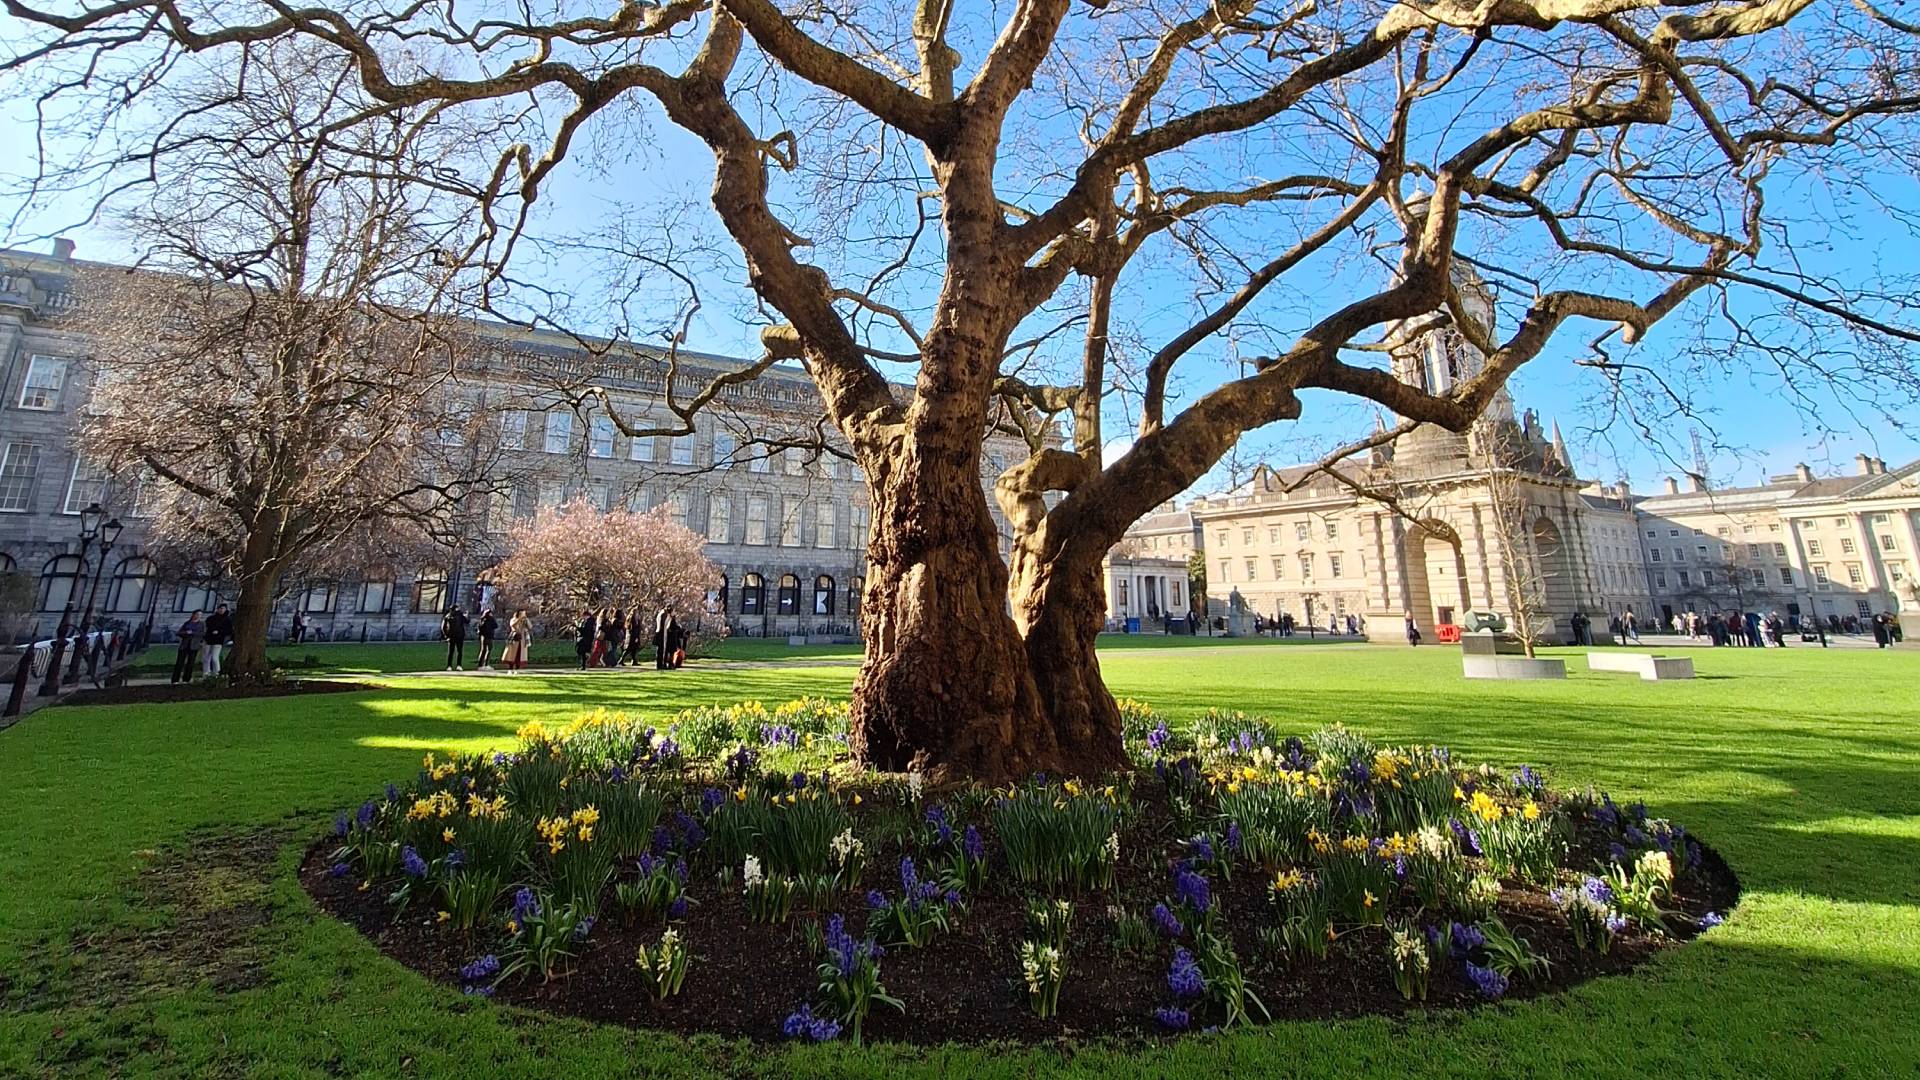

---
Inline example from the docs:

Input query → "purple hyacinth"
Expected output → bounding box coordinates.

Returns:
[1151,902,1184,938]
[1167,947,1206,998]
[867,889,889,910]
[1604,912,1629,935]
[444,848,465,870]
[667,896,690,920]
[1185,835,1215,865]
[400,846,428,878]
[701,787,726,815]
[900,856,920,893]
[1581,876,1615,907]
[384,782,401,803]
[334,813,350,838]
[1624,825,1648,847]
[1449,817,1482,856]
[459,954,501,982]
[1174,867,1211,914]
[1225,821,1243,854]
[926,806,953,846]
[1146,721,1171,753]
[574,916,596,941]
[1697,911,1724,930]
[636,852,660,877]
[1608,842,1629,864]
[962,825,984,862]
[511,886,540,923]
[1152,1006,1190,1031]
[1514,765,1543,793]
[783,1004,842,1042]
[1451,922,1485,955]
[1465,961,1508,999]
[675,811,707,849]
[791,770,808,790]
[357,801,377,828]
[328,861,351,878]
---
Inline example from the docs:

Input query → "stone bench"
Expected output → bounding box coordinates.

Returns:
[1587,652,1694,680]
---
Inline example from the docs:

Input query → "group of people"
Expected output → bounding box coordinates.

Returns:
[1670,608,1796,647]
[438,606,534,672]
[573,606,687,670]
[169,604,234,683]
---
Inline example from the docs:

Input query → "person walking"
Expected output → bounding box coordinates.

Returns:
[503,610,532,672]
[171,610,204,684]
[575,609,596,669]
[441,605,470,671]
[200,603,233,677]
[291,611,306,644]
[475,608,499,670]
[1403,613,1421,647]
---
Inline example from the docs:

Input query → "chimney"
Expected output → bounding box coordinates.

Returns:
[1856,453,1874,476]
[1688,475,1707,493]
[51,237,75,260]
[1795,463,1814,483]
[1615,479,1631,501]
[1664,477,1679,495]
[1874,458,1888,475]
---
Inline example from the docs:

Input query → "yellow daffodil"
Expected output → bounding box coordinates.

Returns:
[442,827,456,844]
[735,786,748,803]
[1064,780,1083,798]
[1522,800,1540,820]
[357,881,370,892]
[852,793,863,806]
[1362,890,1377,909]
[577,825,594,843]
[1454,784,1466,801]
[436,910,450,923]
[505,920,519,934]
[1103,785,1117,800]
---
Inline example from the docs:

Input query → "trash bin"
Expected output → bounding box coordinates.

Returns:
[1124,617,1140,634]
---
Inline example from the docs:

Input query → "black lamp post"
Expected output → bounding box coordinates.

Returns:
[69,505,122,678]
[40,504,103,695]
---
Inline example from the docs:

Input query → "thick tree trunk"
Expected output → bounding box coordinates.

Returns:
[226,570,280,683]
[1010,547,1130,776]
[850,441,1062,783]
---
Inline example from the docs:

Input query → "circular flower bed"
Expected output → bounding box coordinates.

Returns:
[303,699,1738,1044]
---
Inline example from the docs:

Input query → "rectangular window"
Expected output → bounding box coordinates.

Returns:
[1750,568,1766,586]
[1840,537,1856,554]
[411,577,447,614]
[1268,527,1280,544]
[1677,570,1690,587]
[538,479,565,507]
[1295,522,1309,541]
[0,441,41,512]
[63,455,108,514]
[1856,598,1873,616]
[544,411,573,454]
[629,431,656,462]
[854,506,870,549]
[780,497,801,546]
[1834,517,1847,527]
[17,355,67,410]
[1271,557,1285,579]
[1880,534,1897,551]
[1217,529,1230,547]
[437,399,470,446]
[671,433,695,466]
[667,491,689,528]
[589,417,614,458]
[784,449,804,476]
[1672,548,1686,562]
[815,499,836,548]
[1774,542,1787,557]
[1655,573,1668,589]
[1325,521,1339,540]
[1649,549,1661,562]
[1807,539,1823,556]
[499,411,527,451]
[1646,530,1657,539]
[1742,524,1754,535]
[1329,553,1343,577]
[1889,562,1907,582]
[1697,544,1709,557]
[1747,544,1760,557]
[1846,563,1864,585]
[1218,560,1230,583]
[488,487,514,533]
[301,582,335,614]
[749,450,769,473]
[713,431,737,469]
[821,455,839,480]
[1669,529,1680,537]
[1298,553,1313,579]
[358,581,392,613]
[1716,526,1731,538]
[588,480,611,511]
[1244,558,1257,579]
[1241,528,1254,545]
[1701,570,1714,586]
[1779,567,1794,586]
[746,497,770,544]
[1813,565,1829,586]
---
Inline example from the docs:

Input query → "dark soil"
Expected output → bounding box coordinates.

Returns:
[298,795,1741,1046]
[61,679,378,707]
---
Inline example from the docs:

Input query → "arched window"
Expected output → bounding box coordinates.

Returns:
[848,576,864,619]
[0,553,15,573]
[38,554,84,612]
[741,572,764,615]
[813,574,835,616]
[411,571,448,613]
[716,573,729,614]
[173,582,214,613]
[108,556,158,613]
[778,573,800,615]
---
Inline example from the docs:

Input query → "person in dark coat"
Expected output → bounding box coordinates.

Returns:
[1404,613,1421,647]
[654,608,672,669]
[441,605,470,671]
[172,610,204,684]
[202,604,234,677]
[665,614,686,669]
[575,609,597,669]
[1873,613,1891,648]
[622,608,646,665]
[475,608,499,670]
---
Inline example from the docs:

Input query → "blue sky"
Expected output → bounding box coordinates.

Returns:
[5,13,1917,500]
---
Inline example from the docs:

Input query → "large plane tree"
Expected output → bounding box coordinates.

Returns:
[7,0,1919,777]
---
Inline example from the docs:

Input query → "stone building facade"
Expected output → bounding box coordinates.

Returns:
[0,241,1030,643]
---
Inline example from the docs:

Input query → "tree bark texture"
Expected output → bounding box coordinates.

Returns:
[227,570,279,683]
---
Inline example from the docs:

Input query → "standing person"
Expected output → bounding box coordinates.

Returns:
[665,613,687,669]
[503,610,532,672]
[1872,612,1891,648]
[200,603,233,676]
[654,607,672,669]
[1744,611,1762,648]
[1623,606,1640,643]
[599,606,622,668]
[575,608,597,669]
[475,608,499,670]
[623,608,647,665]
[171,610,204,684]
[441,605,470,671]
[291,610,306,644]
[1403,613,1421,647]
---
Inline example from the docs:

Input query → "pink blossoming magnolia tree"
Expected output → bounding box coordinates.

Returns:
[492,499,726,648]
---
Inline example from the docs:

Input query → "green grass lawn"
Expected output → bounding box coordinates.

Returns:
[5,644,1917,1077]
[124,630,1318,674]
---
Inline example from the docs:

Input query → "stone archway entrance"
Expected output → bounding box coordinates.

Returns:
[1400,520,1472,635]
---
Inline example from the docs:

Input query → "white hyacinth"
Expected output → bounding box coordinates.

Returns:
[830,827,863,865]
[1415,825,1449,858]
[742,855,764,892]
[1105,832,1121,863]
[1637,849,1674,885]
[906,771,925,801]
